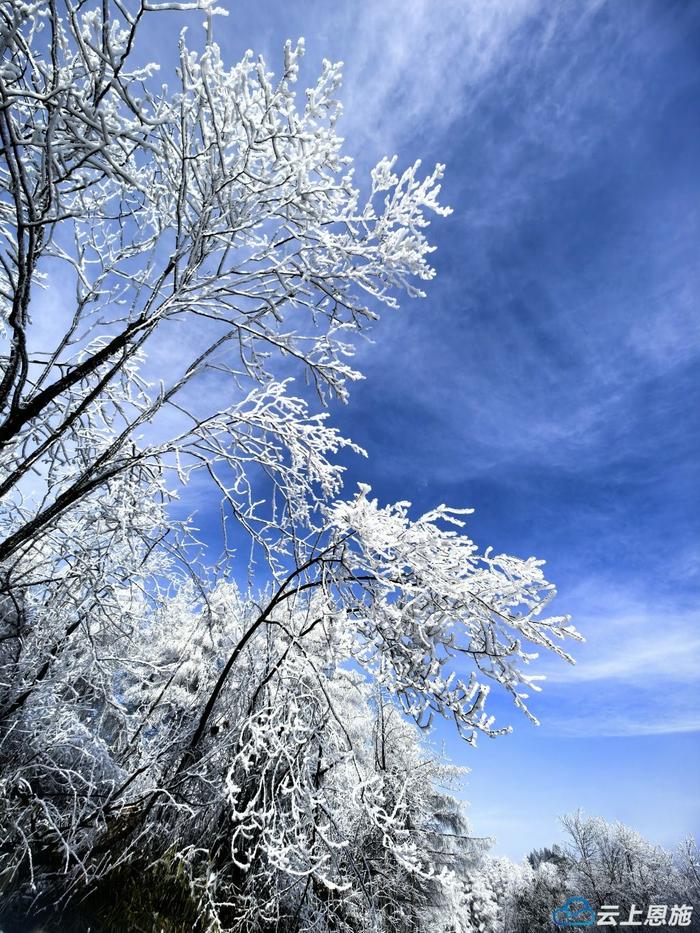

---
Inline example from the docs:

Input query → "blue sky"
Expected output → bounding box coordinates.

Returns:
[148,0,700,858]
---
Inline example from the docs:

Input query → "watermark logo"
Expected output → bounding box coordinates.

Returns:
[552,897,596,927]
[552,899,694,927]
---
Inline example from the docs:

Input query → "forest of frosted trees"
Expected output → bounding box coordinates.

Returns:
[0,2,697,930]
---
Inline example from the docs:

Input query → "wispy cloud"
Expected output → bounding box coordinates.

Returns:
[337,0,540,150]
[539,581,700,686]
[549,713,700,739]
[525,574,700,738]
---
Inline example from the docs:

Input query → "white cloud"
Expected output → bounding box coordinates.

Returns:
[524,576,700,738]
[537,578,700,685]
[548,712,700,739]
[337,0,540,151]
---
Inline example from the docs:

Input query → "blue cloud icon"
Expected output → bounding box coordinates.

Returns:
[552,897,596,927]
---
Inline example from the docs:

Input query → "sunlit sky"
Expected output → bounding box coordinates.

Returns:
[146,0,700,859]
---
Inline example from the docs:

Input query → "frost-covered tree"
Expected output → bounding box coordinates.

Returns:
[0,2,581,929]
[559,812,697,920]
[471,817,700,933]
